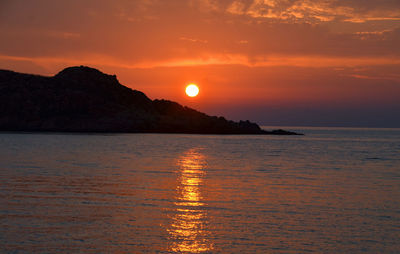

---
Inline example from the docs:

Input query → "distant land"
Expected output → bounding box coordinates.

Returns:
[0,66,301,135]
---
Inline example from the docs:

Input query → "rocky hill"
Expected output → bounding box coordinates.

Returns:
[0,66,300,135]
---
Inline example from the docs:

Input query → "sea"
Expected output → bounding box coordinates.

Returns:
[0,127,399,253]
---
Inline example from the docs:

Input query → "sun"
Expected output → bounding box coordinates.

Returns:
[185,84,199,97]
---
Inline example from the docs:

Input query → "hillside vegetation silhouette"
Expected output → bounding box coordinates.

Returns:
[0,66,300,135]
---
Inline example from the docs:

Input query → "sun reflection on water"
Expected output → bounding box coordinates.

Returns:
[168,148,213,253]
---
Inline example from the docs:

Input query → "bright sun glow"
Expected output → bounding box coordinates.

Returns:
[185,84,199,97]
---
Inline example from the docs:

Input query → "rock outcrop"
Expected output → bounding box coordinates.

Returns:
[0,66,301,135]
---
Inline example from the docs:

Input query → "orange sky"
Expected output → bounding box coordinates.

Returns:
[1,0,400,127]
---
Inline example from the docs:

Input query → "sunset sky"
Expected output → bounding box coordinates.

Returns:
[1,0,400,127]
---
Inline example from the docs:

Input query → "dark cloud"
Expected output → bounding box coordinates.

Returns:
[1,0,399,62]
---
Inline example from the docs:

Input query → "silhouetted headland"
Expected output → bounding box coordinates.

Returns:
[0,66,301,135]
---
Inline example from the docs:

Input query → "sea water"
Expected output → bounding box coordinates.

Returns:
[0,127,399,253]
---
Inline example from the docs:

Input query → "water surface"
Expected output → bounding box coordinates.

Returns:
[1,127,399,253]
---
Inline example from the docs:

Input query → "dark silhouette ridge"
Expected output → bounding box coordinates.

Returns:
[0,66,301,135]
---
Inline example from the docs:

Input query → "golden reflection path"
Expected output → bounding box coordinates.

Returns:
[167,148,213,253]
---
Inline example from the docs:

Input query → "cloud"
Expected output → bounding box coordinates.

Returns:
[179,37,209,43]
[348,74,400,82]
[2,53,399,71]
[226,0,400,23]
[1,0,399,67]
[46,31,81,39]
[1,0,399,127]
[1,1,400,74]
